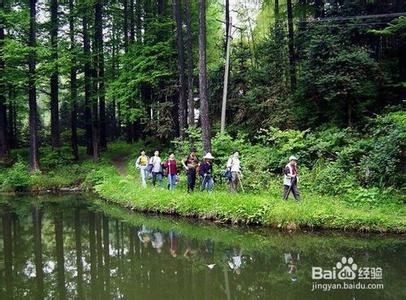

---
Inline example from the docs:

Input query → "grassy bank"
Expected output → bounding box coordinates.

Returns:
[88,149,405,233]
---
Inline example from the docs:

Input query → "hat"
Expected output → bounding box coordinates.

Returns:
[289,155,298,161]
[204,153,214,159]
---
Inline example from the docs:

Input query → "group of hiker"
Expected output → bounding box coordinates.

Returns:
[135,148,301,201]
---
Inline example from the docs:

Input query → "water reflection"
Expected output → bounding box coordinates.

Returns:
[0,195,405,299]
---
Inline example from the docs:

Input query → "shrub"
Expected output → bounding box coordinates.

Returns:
[1,160,31,191]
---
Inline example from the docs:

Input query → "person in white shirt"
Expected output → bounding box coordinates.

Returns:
[149,150,163,188]
[226,151,241,193]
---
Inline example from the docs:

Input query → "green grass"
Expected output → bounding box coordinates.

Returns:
[95,160,406,233]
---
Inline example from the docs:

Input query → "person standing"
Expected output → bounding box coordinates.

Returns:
[164,153,178,190]
[226,151,241,193]
[182,148,199,192]
[199,153,214,192]
[135,150,149,188]
[283,156,301,201]
[149,150,163,188]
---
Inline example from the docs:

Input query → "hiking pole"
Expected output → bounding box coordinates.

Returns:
[201,174,207,191]
[237,172,245,193]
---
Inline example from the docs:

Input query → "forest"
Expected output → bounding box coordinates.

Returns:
[0,0,405,230]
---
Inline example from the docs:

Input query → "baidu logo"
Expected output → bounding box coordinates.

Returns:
[312,256,382,281]
[311,256,384,292]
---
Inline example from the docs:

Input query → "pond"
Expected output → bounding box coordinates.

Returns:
[0,194,405,299]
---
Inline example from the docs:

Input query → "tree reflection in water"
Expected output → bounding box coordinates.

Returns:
[0,195,404,300]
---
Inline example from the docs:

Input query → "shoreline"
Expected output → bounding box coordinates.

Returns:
[1,184,405,234]
[92,172,406,234]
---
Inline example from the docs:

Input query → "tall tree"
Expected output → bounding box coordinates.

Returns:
[28,0,40,171]
[123,0,129,52]
[83,2,93,155]
[0,0,8,159]
[50,0,60,149]
[69,0,79,160]
[286,0,296,90]
[198,0,211,153]
[225,0,230,56]
[95,0,107,149]
[129,0,135,43]
[173,0,187,138]
[184,0,194,127]
[135,0,142,41]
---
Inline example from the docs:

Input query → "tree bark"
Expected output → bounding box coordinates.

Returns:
[83,6,93,156]
[91,39,99,161]
[111,8,118,138]
[184,0,194,127]
[135,0,142,41]
[29,0,40,172]
[129,0,135,43]
[0,0,8,159]
[198,0,211,153]
[50,0,60,149]
[69,0,79,160]
[225,0,230,56]
[123,0,129,52]
[286,0,297,91]
[173,0,187,139]
[95,0,107,150]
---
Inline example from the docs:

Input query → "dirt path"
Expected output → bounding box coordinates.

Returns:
[111,154,129,176]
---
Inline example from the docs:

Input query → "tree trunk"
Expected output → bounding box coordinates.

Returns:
[123,0,129,52]
[95,0,107,150]
[69,0,78,160]
[91,40,99,161]
[225,0,230,56]
[111,10,118,138]
[0,0,8,159]
[198,0,211,153]
[135,0,142,41]
[29,0,40,172]
[184,0,194,127]
[50,0,60,149]
[83,7,93,155]
[7,98,14,148]
[286,0,296,91]
[220,21,231,134]
[129,0,135,43]
[173,0,187,139]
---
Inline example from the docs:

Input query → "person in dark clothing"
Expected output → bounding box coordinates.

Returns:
[199,153,214,192]
[283,155,301,201]
[182,148,199,193]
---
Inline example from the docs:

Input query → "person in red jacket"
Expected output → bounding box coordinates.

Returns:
[164,153,178,190]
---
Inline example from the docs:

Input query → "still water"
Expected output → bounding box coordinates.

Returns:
[0,194,405,300]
